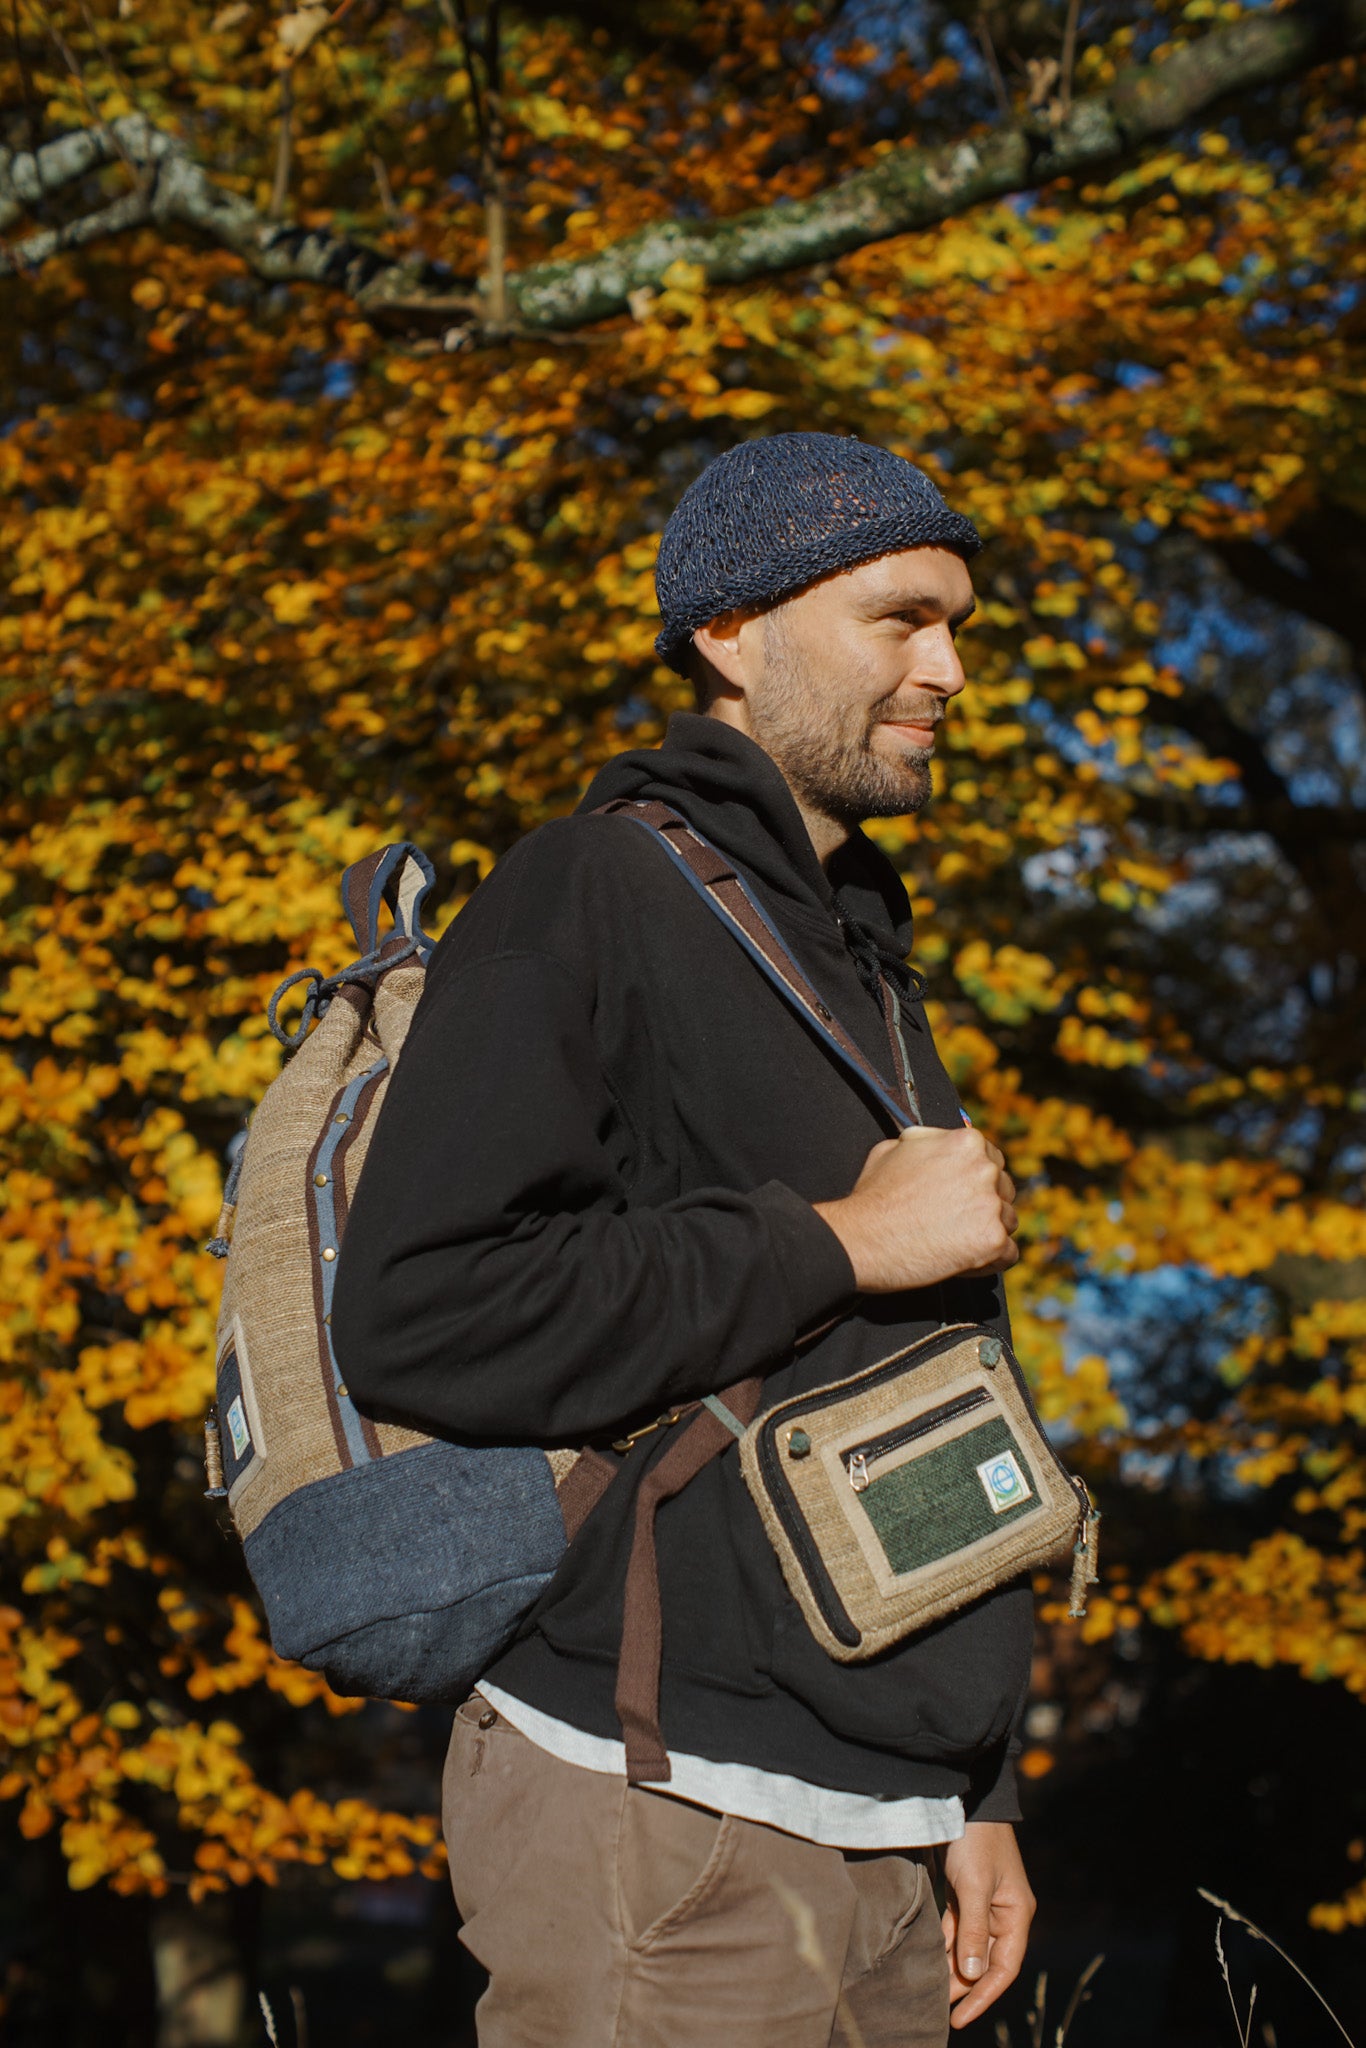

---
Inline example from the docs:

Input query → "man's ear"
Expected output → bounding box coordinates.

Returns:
[693,611,757,696]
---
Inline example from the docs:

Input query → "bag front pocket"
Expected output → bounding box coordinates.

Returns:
[845,1386,991,1491]
[841,1390,1042,1582]
[739,1324,1086,1663]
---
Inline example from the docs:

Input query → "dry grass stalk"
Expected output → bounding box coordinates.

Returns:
[992,1956,1105,2047]
[1198,1889,1357,2048]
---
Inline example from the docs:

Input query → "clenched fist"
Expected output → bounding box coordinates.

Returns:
[813,1125,1019,1294]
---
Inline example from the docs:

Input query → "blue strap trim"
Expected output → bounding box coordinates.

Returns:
[313,1057,389,1466]
[620,816,912,1133]
[701,1394,747,1440]
[366,846,407,955]
[341,842,437,957]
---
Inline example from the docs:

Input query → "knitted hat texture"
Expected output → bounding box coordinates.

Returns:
[654,432,981,673]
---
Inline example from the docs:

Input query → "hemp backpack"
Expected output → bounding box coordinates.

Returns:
[204,814,1093,1743]
[204,843,601,1703]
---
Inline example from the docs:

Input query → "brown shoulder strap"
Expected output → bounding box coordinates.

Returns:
[596,798,912,1123]
[593,799,916,1778]
[614,1377,764,1785]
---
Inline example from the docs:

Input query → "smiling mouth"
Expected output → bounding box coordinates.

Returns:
[881,718,941,747]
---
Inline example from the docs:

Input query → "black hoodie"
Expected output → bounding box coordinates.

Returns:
[334,714,1033,1816]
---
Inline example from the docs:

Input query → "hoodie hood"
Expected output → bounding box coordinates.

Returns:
[578,713,915,958]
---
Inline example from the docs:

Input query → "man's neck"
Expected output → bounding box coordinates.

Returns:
[787,793,852,870]
[702,702,852,870]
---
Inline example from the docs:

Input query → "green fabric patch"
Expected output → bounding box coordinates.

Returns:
[859,1416,1039,1577]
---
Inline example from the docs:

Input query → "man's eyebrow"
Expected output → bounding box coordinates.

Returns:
[866,589,977,626]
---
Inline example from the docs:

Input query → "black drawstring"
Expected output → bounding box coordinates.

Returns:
[836,909,927,1010]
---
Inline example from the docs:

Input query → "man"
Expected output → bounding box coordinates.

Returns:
[334,433,1035,2047]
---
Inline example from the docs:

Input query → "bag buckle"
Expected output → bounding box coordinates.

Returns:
[611,1407,686,1455]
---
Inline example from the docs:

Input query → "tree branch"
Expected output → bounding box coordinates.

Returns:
[269,65,295,223]
[2,185,151,267]
[0,123,125,230]
[0,115,439,301]
[975,11,1012,125]
[4,1,1365,328]
[505,0,1366,330]
[1154,691,1293,810]
[1214,501,1366,670]
[1058,0,1081,115]
[449,0,508,326]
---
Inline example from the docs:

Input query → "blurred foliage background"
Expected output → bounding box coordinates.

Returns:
[2,0,1365,2040]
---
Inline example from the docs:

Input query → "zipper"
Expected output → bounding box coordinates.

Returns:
[845,1387,991,1492]
[754,1324,986,1646]
[880,978,923,1126]
[754,1324,1085,1647]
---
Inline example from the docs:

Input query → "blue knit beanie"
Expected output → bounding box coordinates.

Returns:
[654,433,981,674]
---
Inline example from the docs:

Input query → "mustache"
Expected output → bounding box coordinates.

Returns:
[872,698,944,728]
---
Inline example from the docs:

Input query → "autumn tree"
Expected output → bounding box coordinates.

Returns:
[3,0,1365,2031]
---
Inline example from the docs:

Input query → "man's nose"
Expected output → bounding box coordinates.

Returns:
[913,621,968,698]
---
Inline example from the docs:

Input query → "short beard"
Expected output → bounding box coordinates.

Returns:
[748,607,934,828]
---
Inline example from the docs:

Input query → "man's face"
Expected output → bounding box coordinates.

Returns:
[709,546,975,827]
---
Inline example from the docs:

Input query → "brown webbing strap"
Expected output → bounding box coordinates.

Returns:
[615,1378,763,1785]
[342,847,391,952]
[596,797,911,1120]
[594,796,915,1778]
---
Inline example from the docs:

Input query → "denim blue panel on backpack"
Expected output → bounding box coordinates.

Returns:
[243,1440,567,1703]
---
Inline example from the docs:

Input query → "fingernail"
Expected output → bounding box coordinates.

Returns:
[963,1957,985,1980]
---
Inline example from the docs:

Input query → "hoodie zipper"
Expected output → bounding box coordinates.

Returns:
[880,979,923,1126]
[844,1387,992,1492]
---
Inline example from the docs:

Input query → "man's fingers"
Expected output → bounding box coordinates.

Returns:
[981,1138,1006,1171]
[949,1956,1014,2030]
[949,1885,992,1997]
[996,1168,1016,1206]
[964,1237,1021,1278]
[948,1911,1031,2029]
[1001,1202,1018,1237]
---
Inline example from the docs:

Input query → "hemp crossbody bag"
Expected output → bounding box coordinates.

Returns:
[733,1323,1098,1661]
[600,802,1101,1780]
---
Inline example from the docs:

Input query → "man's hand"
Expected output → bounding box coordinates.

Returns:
[941,1822,1035,2030]
[813,1125,1019,1294]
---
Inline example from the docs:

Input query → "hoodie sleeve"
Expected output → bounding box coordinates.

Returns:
[963,1739,1022,1824]
[331,945,855,1442]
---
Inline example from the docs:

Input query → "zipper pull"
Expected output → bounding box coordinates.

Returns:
[848,1451,870,1494]
[1068,1489,1101,1618]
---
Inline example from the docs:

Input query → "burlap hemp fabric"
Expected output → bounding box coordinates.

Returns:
[736,1324,1089,1662]
[209,845,598,1704]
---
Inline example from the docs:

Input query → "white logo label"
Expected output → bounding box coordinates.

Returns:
[976,1449,1031,1514]
[226,1394,251,1460]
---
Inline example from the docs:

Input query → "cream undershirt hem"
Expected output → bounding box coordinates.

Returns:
[477,1683,965,1851]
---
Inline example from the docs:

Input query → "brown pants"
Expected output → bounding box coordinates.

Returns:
[443,1695,951,2048]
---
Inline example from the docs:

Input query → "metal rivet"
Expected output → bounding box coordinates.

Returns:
[477,1709,498,1730]
[816,1004,832,1021]
[334,1113,350,1125]
[788,1428,811,1459]
[322,1246,336,1262]
[314,1172,329,1187]
[323,1313,331,1325]
[979,1336,1003,1367]
[336,1383,348,1399]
